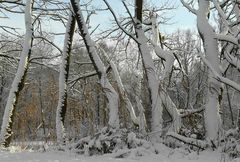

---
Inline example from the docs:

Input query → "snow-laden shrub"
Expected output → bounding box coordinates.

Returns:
[70,127,158,157]
[220,129,240,158]
[71,127,126,155]
[179,111,205,141]
[178,125,204,140]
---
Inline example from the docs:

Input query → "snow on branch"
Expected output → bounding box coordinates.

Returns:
[149,39,166,61]
[199,53,240,92]
[102,0,138,43]
[224,52,240,70]
[34,36,63,54]
[68,71,98,87]
[180,0,197,15]
[215,34,239,46]
[212,0,230,30]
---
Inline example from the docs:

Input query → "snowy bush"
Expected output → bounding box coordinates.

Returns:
[71,127,127,155]
[220,129,240,158]
[70,127,158,157]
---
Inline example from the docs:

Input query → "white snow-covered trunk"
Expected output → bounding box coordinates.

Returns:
[135,25,163,133]
[56,12,76,145]
[150,13,181,133]
[159,91,181,133]
[71,0,119,129]
[0,0,33,147]
[100,47,139,126]
[159,55,181,133]
[135,96,146,134]
[197,1,222,144]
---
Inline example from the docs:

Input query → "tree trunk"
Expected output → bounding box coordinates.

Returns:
[56,12,76,145]
[150,12,181,133]
[71,0,119,129]
[38,76,47,144]
[100,47,139,126]
[0,0,33,147]
[135,0,163,133]
[197,1,222,145]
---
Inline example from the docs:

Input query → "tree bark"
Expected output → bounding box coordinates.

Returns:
[56,12,76,145]
[0,0,33,147]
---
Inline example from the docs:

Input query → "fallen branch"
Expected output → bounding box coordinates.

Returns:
[179,108,204,118]
[166,132,207,150]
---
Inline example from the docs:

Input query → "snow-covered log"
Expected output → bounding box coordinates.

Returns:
[166,132,207,150]
[179,107,204,118]
[0,0,33,147]
[70,0,119,129]
[56,12,76,145]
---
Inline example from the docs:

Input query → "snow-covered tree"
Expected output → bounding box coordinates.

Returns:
[70,0,120,129]
[133,0,164,134]
[98,45,139,126]
[0,0,33,147]
[181,0,240,147]
[197,2,223,145]
[56,11,76,145]
[104,0,182,135]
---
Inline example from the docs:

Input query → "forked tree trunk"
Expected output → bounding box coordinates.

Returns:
[197,1,222,145]
[0,0,33,147]
[150,12,181,133]
[71,0,119,129]
[56,12,76,145]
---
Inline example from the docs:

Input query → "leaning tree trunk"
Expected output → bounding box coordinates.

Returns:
[135,0,163,133]
[0,0,33,147]
[56,12,76,145]
[71,0,119,129]
[99,47,139,126]
[197,1,222,146]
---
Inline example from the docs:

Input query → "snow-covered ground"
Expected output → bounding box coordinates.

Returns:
[0,146,239,162]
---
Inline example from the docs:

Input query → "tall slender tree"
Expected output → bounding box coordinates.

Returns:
[0,0,33,147]
[56,11,76,145]
[197,1,222,145]
[181,0,224,146]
